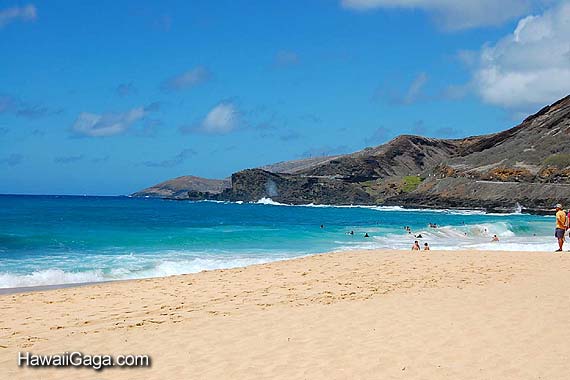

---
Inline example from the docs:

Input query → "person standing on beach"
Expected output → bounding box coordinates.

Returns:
[412,241,420,251]
[555,203,566,252]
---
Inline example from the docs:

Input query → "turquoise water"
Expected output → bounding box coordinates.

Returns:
[0,195,555,288]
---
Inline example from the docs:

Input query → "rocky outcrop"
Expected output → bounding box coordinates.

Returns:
[300,135,473,182]
[133,95,570,213]
[132,176,230,199]
[218,169,373,205]
[132,157,340,199]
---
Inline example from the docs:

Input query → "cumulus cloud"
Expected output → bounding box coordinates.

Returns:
[72,105,156,137]
[469,2,570,110]
[142,149,196,168]
[185,102,240,134]
[161,66,211,92]
[0,4,37,28]
[341,0,543,30]
[180,102,288,135]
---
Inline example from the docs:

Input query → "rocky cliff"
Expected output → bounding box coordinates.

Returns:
[133,95,570,213]
[218,169,373,205]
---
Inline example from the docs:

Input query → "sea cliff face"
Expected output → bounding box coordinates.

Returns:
[133,95,570,213]
[219,169,373,205]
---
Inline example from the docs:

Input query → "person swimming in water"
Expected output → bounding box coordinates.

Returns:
[364,233,370,238]
[491,234,499,242]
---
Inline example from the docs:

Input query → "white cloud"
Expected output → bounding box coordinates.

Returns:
[470,2,570,110]
[72,107,147,137]
[341,0,543,30]
[161,66,211,92]
[0,4,37,28]
[198,102,239,134]
[403,72,428,104]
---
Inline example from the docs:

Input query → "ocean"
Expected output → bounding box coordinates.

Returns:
[0,194,556,289]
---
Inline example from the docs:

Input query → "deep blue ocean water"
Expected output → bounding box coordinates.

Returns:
[0,195,555,288]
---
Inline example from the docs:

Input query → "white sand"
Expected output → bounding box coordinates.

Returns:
[2,249,570,379]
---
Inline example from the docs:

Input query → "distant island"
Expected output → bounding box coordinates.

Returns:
[133,95,570,214]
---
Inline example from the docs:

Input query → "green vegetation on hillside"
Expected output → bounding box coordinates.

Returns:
[544,153,570,169]
[402,176,423,192]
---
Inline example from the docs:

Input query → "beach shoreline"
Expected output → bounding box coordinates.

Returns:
[2,248,570,379]
[0,195,558,290]
[0,246,557,295]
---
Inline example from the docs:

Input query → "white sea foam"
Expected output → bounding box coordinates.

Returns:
[0,269,106,289]
[0,224,556,289]
[0,256,292,289]
[335,221,554,252]
[252,198,493,215]
[255,197,290,206]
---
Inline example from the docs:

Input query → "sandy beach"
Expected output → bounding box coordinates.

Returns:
[2,249,570,379]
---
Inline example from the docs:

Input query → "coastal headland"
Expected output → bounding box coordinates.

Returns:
[134,95,570,215]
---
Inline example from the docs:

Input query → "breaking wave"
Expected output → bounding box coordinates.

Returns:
[0,255,291,289]
[335,221,553,252]
[254,197,493,215]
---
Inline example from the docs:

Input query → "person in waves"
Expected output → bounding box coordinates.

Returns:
[491,235,499,242]
[412,241,420,251]
[555,203,567,252]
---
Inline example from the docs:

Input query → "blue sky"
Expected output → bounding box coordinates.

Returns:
[1,0,569,195]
